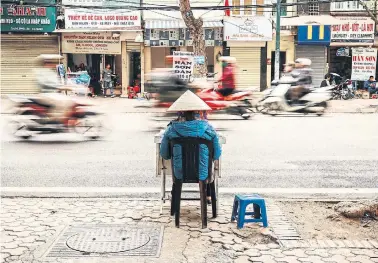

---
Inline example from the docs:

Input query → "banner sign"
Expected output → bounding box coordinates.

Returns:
[173,56,194,81]
[0,5,56,32]
[62,32,121,54]
[62,0,139,7]
[351,48,377,81]
[331,17,375,44]
[64,8,141,29]
[223,17,272,41]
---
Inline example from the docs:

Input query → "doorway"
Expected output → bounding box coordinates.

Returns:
[129,52,141,86]
[271,51,286,80]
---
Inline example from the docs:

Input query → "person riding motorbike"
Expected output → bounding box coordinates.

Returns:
[32,54,76,124]
[289,58,313,104]
[217,56,236,97]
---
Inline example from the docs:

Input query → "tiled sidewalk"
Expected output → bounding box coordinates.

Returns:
[1,198,377,263]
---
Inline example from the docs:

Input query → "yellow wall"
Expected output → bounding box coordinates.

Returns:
[266,35,295,86]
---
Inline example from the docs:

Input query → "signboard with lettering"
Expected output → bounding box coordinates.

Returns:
[351,48,377,81]
[64,8,141,30]
[0,5,56,32]
[61,32,121,54]
[331,17,375,44]
[173,56,194,81]
[62,0,139,7]
[223,17,272,41]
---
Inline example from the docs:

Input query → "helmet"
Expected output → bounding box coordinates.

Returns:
[295,58,312,67]
[219,56,236,64]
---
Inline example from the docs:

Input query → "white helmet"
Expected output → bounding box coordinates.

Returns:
[295,58,312,67]
[219,56,236,64]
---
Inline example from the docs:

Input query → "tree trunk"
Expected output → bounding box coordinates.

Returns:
[179,0,207,77]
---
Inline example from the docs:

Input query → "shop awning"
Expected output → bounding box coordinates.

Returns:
[144,19,223,29]
[279,15,342,26]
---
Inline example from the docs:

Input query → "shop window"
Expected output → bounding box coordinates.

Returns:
[150,29,159,40]
[308,0,319,16]
[230,0,257,16]
[331,0,364,11]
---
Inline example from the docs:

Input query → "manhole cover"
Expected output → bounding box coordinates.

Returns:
[44,223,164,258]
[66,227,151,253]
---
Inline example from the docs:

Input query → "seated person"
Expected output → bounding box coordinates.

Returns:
[160,91,222,203]
[364,76,377,96]
[320,73,331,87]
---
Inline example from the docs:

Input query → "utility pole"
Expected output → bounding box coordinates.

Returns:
[274,0,281,81]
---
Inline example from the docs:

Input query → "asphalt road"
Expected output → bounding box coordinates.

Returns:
[1,113,377,189]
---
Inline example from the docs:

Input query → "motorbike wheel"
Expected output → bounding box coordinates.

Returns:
[74,116,106,140]
[342,92,351,100]
[9,118,32,140]
[238,107,251,120]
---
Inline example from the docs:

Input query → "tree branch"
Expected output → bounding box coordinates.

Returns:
[359,0,378,24]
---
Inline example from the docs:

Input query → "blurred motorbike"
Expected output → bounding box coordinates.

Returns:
[8,92,105,140]
[258,75,332,116]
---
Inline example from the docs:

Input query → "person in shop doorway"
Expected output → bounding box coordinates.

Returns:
[102,64,115,98]
[364,76,377,97]
[320,73,332,88]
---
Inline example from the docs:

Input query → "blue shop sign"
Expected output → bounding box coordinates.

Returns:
[297,25,331,46]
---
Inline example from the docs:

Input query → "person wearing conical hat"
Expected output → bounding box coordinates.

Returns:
[160,91,222,197]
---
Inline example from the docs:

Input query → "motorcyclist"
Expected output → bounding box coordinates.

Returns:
[289,58,313,104]
[217,56,236,97]
[33,54,76,124]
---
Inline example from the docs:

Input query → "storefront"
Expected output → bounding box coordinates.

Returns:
[223,17,272,91]
[0,3,57,94]
[143,20,223,80]
[329,17,375,87]
[296,25,331,87]
[60,4,142,96]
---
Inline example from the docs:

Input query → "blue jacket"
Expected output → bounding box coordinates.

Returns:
[160,120,222,181]
[364,80,376,89]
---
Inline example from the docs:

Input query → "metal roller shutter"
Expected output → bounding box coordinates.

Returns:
[126,42,141,52]
[1,35,59,94]
[230,47,261,89]
[296,45,326,88]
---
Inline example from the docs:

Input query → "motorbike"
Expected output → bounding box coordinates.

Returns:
[258,76,332,116]
[149,71,253,119]
[8,94,105,140]
[331,79,354,100]
[196,83,253,119]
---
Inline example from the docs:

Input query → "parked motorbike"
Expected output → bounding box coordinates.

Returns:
[8,95,105,140]
[258,76,332,116]
[331,79,354,100]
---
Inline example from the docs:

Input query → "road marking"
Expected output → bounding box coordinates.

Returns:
[1,187,377,194]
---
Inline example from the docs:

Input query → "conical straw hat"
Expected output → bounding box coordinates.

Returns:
[167,90,211,112]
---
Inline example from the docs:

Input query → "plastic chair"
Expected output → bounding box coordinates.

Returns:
[231,194,268,229]
[169,137,216,229]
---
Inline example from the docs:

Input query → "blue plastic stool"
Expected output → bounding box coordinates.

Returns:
[231,194,268,229]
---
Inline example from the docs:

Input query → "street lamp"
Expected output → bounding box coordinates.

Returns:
[272,0,281,82]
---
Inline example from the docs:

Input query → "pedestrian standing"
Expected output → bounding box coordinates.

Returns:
[102,64,115,98]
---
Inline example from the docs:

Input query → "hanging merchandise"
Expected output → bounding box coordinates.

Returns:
[351,48,377,81]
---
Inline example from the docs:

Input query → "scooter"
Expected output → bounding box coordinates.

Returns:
[8,95,105,140]
[258,76,332,116]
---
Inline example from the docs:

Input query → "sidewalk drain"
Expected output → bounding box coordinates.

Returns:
[44,223,164,258]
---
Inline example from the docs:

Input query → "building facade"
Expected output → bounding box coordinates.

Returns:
[1,1,58,94]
